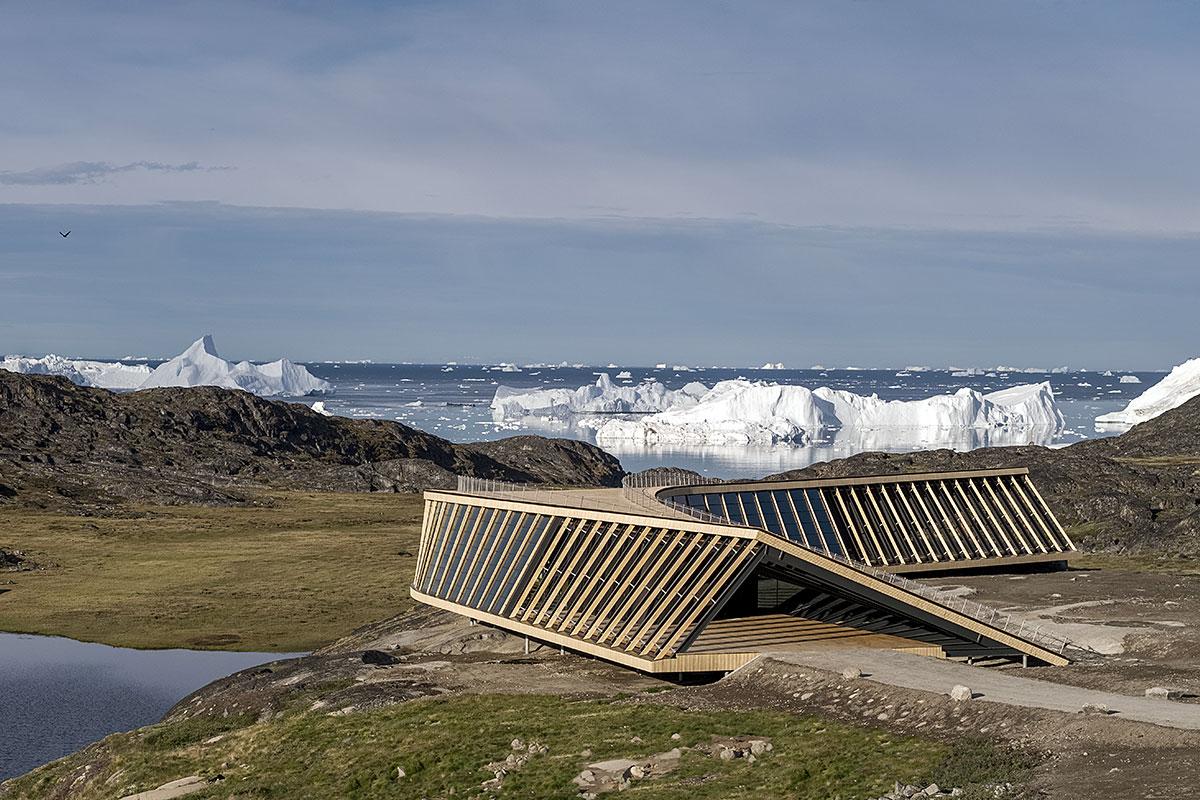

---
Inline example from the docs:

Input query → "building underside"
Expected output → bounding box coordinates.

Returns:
[411,469,1077,674]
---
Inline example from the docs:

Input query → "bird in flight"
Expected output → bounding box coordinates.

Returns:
[59,230,70,237]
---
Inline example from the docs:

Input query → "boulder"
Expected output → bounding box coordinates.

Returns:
[1145,686,1184,701]
[949,685,973,702]
[359,649,396,666]
[842,667,863,679]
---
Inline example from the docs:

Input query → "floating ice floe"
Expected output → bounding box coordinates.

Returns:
[1096,358,1200,427]
[0,353,152,389]
[138,335,332,397]
[591,379,1064,446]
[491,373,706,422]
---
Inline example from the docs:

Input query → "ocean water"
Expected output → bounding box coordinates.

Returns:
[0,633,300,781]
[299,364,1153,479]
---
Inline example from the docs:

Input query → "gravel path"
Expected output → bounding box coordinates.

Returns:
[763,648,1200,730]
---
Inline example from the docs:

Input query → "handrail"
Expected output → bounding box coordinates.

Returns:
[458,472,1084,657]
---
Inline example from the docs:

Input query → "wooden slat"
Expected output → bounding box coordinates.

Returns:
[582,527,673,641]
[602,532,703,648]
[443,505,500,601]
[831,487,873,564]
[464,511,526,609]
[545,520,618,630]
[992,476,1043,553]
[620,536,727,652]
[413,499,440,581]
[428,503,475,596]
[1008,475,1062,552]
[986,476,1034,553]
[496,514,562,616]
[965,477,1017,556]
[848,485,891,565]
[938,481,988,558]
[456,509,512,604]
[877,484,922,563]
[531,518,606,627]
[951,479,1002,558]
[907,483,953,560]
[520,517,589,622]
[892,483,939,562]
[1024,474,1076,551]
[923,482,970,559]
[562,524,644,635]
[652,543,759,657]
[855,485,899,564]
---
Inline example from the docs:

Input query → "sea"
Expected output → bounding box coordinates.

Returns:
[296,364,1152,479]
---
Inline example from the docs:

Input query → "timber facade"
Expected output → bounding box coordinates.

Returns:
[411,469,1078,674]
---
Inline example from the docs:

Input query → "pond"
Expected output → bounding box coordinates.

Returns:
[0,632,302,781]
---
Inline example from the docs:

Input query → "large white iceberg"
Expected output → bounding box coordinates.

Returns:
[1096,358,1200,427]
[492,374,1065,447]
[590,379,1064,446]
[491,373,706,422]
[138,336,332,397]
[0,353,151,389]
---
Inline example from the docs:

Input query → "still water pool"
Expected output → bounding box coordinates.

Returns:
[0,632,300,781]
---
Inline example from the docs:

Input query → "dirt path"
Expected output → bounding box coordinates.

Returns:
[763,648,1200,730]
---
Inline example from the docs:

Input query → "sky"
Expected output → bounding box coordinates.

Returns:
[2,2,1198,368]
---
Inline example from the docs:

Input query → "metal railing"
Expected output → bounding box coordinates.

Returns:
[459,472,1082,657]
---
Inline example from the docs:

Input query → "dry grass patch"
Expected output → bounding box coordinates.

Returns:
[0,492,424,651]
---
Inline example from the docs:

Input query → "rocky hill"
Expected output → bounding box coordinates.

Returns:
[0,372,624,511]
[766,395,1200,555]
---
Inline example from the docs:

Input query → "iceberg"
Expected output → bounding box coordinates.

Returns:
[0,353,151,389]
[591,379,1064,446]
[137,336,332,397]
[760,362,786,370]
[491,373,706,423]
[1096,358,1200,427]
[1119,374,1141,384]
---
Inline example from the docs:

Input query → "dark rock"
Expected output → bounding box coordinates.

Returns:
[0,372,624,510]
[360,649,397,666]
[0,548,40,571]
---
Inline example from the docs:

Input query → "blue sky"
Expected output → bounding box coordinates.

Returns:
[2,2,1198,367]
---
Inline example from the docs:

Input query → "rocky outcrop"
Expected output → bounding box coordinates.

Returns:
[0,372,624,511]
[766,395,1200,555]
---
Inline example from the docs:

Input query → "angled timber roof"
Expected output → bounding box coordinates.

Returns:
[410,469,1079,674]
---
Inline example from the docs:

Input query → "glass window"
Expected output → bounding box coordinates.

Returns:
[434,506,486,595]
[738,493,761,528]
[479,513,534,610]
[808,489,843,556]
[756,491,782,535]
[493,514,556,615]
[788,490,819,548]
[465,511,524,607]
[717,493,743,524]
[447,508,500,601]
[773,491,803,542]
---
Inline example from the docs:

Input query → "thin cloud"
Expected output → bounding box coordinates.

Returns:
[0,161,234,186]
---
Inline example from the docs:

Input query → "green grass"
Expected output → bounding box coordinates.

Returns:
[1072,552,1200,574]
[0,491,425,651]
[5,694,1025,800]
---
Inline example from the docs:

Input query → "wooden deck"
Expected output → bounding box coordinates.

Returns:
[685,613,945,657]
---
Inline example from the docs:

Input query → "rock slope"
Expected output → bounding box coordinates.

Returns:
[0,372,623,510]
